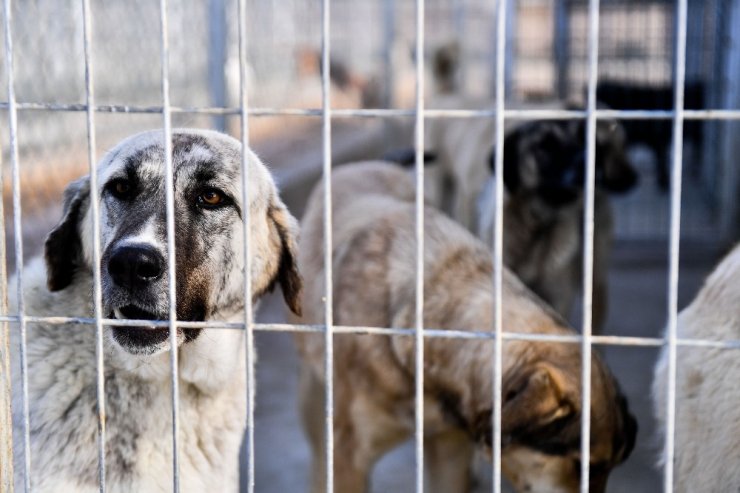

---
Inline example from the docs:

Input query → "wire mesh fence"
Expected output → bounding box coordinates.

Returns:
[2,0,740,492]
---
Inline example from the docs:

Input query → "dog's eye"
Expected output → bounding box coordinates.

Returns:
[107,179,133,200]
[197,189,229,209]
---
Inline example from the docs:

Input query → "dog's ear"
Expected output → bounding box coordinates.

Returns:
[266,198,303,316]
[45,177,90,291]
[500,362,579,448]
[611,390,638,465]
[490,131,526,193]
[595,121,639,194]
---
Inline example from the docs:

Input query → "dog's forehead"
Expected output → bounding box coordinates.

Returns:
[100,130,239,180]
[95,129,277,207]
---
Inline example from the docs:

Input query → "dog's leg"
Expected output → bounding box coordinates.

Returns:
[299,367,334,493]
[300,367,408,493]
[592,194,614,334]
[655,140,670,191]
[592,270,609,334]
[300,369,370,493]
[424,429,474,493]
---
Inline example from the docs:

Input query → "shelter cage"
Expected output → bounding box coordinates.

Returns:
[1,0,740,492]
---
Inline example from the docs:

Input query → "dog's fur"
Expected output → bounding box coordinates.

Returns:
[292,162,636,493]
[420,42,568,231]
[652,243,740,491]
[477,118,637,331]
[10,129,302,492]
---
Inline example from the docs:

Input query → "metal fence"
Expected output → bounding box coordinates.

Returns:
[2,1,740,493]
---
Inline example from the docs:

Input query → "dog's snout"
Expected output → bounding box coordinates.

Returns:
[108,245,165,288]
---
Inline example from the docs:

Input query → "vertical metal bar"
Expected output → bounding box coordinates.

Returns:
[491,0,507,490]
[158,0,180,490]
[79,0,107,490]
[580,0,601,490]
[236,0,255,490]
[382,0,395,108]
[0,141,13,492]
[452,0,465,92]
[719,0,740,243]
[208,0,227,132]
[320,0,334,491]
[413,0,425,491]
[503,0,516,99]
[554,0,570,100]
[664,0,688,490]
[2,0,31,490]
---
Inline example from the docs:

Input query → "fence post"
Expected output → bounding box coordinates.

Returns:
[554,0,570,100]
[719,0,740,243]
[381,0,395,108]
[0,139,14,493]
[208,0,227,132]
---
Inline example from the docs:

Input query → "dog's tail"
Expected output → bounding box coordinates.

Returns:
[432,41,461,94]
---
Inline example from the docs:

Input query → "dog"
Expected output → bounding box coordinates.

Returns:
[652,243,740,491]
[10,129,302,492]
[416,42,568,231]
[292,161,636,493]
[596,79,705,190]
[477,118,638,332]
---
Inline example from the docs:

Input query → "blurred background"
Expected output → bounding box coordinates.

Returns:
[2,0,740,491]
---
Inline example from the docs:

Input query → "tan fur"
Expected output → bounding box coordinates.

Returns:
[292,162,635,493]
[483,190,614,331]
[652,243,740,491]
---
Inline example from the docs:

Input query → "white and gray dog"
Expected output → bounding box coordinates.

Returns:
[10,129,302,492]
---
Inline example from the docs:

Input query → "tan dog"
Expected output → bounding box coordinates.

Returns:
[652,243,740,491]
[293,162,636,493]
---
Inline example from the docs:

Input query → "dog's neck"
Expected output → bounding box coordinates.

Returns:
[61,265,251,392]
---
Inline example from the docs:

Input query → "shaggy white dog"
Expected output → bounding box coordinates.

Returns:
[10,129,302,492]
[653,243,740,491]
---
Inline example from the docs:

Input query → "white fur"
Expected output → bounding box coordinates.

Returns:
[117,218,161,250]
[652,243,740,491]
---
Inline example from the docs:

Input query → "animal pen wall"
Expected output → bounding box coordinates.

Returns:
[2,0,739,244]
[2,0,740,492]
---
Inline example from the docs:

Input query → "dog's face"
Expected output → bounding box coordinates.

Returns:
[44,129,302,356]
[492,118,638,206]
[501,122,583,206]
[475,360,637,492]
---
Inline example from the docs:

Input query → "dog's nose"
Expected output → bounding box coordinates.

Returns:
[108,245,165,288]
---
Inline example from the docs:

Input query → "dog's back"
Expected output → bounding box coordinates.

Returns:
[653,243,740,491]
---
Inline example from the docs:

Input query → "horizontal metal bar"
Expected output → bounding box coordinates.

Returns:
[2,102,740,120]
[1,315,737,348]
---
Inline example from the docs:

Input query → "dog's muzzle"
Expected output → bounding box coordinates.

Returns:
[107,244,171,351]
